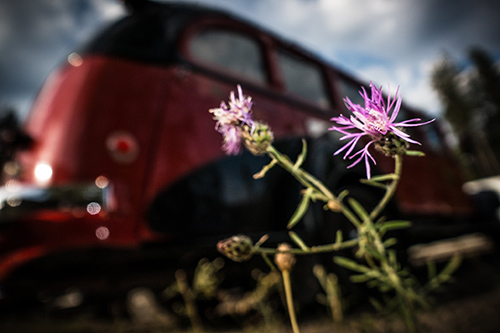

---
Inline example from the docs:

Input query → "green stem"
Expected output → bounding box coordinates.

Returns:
[175,269,204,333]
[282,270,300,333]
[254,238,359,255]
[266,144,361,227]
[369,154,403,221]
[266,145,336,202]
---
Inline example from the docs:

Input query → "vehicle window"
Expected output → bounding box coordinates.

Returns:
[188,29,266,83]
[337,77,368,108]
[277,49,330,108]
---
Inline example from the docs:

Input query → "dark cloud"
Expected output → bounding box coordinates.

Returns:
[412,0,500,58]
[0,0,125,118]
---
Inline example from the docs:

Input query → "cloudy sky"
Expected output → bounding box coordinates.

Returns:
[1,0,499,120]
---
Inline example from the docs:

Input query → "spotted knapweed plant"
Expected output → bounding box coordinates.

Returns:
[211,84,461,333]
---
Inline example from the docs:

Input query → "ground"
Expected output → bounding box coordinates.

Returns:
[1,248,500,332]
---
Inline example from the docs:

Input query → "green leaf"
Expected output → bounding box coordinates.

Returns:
[366,280,381,289]
[405,150,426,157]
[369,298,385,312]
[363,246,385,260]
[254,234,269,249]
[287,191,310,229]
[350,273,375,283]
[253,158,277,179]
[289,231,310,251]
[438,254,462,279]
[362,173,398,183]
[382,237,398,248]
[347,197,370,222]
[335,230,343,244]
[427,260,437,281]
[334,256,370,273]
[360,180,387,190]
[293,138,308,169]
[427,255,462,290]
[260,253,277,271]
[378,220,412,232]
[337,189,349,202]
[388,249,397,267]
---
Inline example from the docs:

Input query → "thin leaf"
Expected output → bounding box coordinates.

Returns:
[287,191,310,229]
[378,220,412,232]
[335,230,343,244]
[369,298,385,312]
[334,256,370,273]
[337,189,349,202]
[261,253,277,271]
[382,237,398,248]
[254,234,269,249]
[427,260,437,281]
[253,158,277,179]
[405,150,426,157]
[360,180,387,190]
[350,273,376,283]
[289,231,310,251]
[438,254,462,279]
[293,138,308,169]
[348,197,370,222]
[388,249,397,267]
[362,173,398,183]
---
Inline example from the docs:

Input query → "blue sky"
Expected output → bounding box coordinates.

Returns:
[1,0,499,119]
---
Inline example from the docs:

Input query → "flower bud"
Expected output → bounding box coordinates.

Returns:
[217,235,254,262]
[242,122,274,155]
[375,131,409,157]
[275,243,296,272]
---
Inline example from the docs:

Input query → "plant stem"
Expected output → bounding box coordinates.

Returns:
[266,145,336,202]
[175,269,204,333]
[370,154,403,221]
[282,269,300,333]
[254,238,359,256]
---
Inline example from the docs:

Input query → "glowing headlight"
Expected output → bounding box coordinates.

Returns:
[34,163,53,184]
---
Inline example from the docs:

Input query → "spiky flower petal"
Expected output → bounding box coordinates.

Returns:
[329,82,434,179]
[210,85,255,155]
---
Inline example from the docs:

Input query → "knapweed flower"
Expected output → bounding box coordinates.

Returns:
[329,82,434,179]
[210,85,255,155]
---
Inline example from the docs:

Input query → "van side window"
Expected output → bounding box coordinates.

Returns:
[337,77,368,109]
[188,29,266,84]
[277,50,330,108]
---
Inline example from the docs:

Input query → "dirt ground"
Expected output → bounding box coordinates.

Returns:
[1,251,500,333]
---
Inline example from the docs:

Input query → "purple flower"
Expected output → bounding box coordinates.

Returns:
[210,85,255,155]
[329,82,434,179]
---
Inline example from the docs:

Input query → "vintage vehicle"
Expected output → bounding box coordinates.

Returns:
[0,0,493,310]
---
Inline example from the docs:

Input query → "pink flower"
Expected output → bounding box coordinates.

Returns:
[329,82,434,179]
[210,85,255,155]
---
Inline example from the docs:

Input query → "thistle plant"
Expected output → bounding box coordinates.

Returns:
[211,84,461,333]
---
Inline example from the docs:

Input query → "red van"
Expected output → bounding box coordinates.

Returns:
[0,0,492,307]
